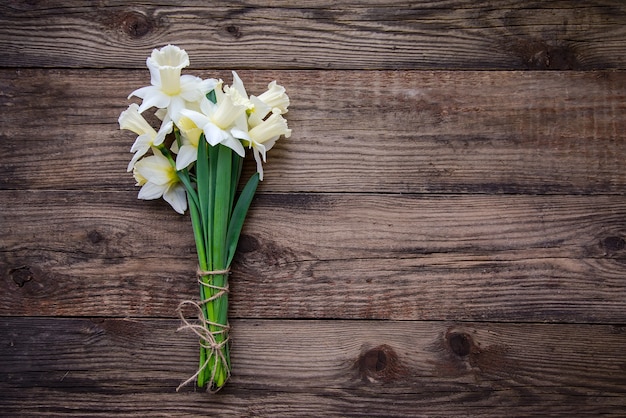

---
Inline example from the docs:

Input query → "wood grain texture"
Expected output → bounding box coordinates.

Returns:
[1,69,624,193]
[1,1,625,70]
[2,190,625,322]
[1,318,625,416]
[2,1,626,415]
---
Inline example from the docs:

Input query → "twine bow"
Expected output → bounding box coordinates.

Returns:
[176,268,231,392]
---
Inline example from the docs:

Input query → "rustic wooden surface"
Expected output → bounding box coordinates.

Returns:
[1,1,626,416]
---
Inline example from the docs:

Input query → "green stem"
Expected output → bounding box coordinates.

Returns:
[230,151,243,215]
[185,191,210,388]
[204,144,233,388]
[162,139,235,389]
[213,144,232,307]
[163,140,218,389]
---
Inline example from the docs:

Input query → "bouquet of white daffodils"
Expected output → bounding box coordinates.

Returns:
[119,45,290,392]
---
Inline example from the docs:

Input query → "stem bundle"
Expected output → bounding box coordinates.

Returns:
[177,142,259,391]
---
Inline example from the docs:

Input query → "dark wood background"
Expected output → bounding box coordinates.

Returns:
[1,1,626,416]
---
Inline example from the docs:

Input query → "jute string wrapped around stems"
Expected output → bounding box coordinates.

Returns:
[176,268,231,392]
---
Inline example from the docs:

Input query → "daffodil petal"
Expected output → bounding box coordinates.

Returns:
[167,97,186,122]
[230,127,250,141]
[135,154,174,185]
[262,136,279,154]
[249,96,271,124]
[222,135,246,157]
[136,88,171,113]
[230,71,248,98]
[153,120,173,146]
[128,134,152,171]
[253,148,265,181]
[248,110,291,144]
[176,144,198,170]
[155,108,168,121]
[204,123,230,146]
[180,75,208,101]
[256,80,290,113]
[128,149,146,172]
[128,85,152,100]
[199,78,219,93]
[119,103,156,136]
[211,93,246,128]
[147,57,161,87]
[164,183,188,214]
[200,97,215,115]
[179,109,211,131]
[138,182,165,200]
[136,166,171,186]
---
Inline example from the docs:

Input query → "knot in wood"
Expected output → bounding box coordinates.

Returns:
[447,332,472,357]
[524,42,580,70]
[87,229,104,244]
[119,11,153,39]
[237,234,260,253]
[356,344,402,382]
[9,265,34,288]
[363,347,388,372]
[225,25,242,39]
[602,236,625,254]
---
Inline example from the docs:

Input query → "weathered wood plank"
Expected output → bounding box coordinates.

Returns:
[2,190,625,322]
[2,2,623,416]
[1,318,625,416]
[1,1,626,70]
[1,69,624,193]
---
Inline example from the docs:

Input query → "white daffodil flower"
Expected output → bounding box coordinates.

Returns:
[174,116,204,170]
[119,103,173,171]
[256,80,290,114]
[133,149,187,214]
[224,71,266,129]
[128,45,217,122]
[179,83,247,157]
[247,109,291,180]
[225,71,255,110]
[225,71,290,128]
[247,80,290,127]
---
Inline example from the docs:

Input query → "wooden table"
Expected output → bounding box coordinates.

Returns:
[1,1,626,416]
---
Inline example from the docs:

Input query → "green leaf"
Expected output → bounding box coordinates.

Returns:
[206,90,217,104]
[230,152,243,216]
[212,146,233,331]
[196,138,210,258]
[212,145,233,270]
[225,172,259,266]
[207,144,219,268]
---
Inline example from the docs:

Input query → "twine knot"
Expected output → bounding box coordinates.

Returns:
[176,267,232,392]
